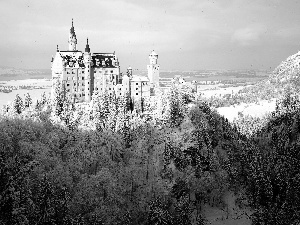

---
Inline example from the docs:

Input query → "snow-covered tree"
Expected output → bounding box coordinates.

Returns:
[13,94,24,114]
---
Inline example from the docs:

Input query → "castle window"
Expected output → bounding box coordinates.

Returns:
[119,88,121,90]
[83,93,85,96]
[136,93,138,95]
[88,82,89,84]
[111,70,113,73]
[109,88,111,90]
[96,88,98,90]
[136,83,138,85]
[67,84,70,86]
[82,77,84,80]
[120,93,122,95]
[136,88,138,90]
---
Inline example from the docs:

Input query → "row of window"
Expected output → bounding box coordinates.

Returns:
[66,70,85,74]
[66,76,85,80]
[66,82,89,86]
[94,70,115,74]
[135,82,148,86]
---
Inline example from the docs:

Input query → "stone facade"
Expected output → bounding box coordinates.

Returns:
[51,20,159,103]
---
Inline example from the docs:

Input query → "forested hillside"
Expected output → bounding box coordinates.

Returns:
[205,51,300,109]
[1,81,300,224]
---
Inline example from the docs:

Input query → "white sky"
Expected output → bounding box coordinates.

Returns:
[1,0,300,71]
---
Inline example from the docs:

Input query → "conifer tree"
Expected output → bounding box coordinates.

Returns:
[102,90,110,121]
[107,90,118,131]
[53,80,64,116]
[168,87,185,127]
[24,93,32,108]
[13,94,24,114]
[40,92,47,106]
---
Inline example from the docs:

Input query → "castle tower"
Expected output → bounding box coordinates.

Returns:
[84,38,92,102]
[147,50,160,87]
[127,66,133,78]
[68,19,77,51]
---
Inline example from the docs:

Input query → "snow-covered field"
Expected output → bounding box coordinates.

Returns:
[198,84,277,121]
[216,99,276,122]
[200,85,251,98]
[0,79,51,107]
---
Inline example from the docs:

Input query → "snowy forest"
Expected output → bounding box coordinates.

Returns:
[1,80,300,225]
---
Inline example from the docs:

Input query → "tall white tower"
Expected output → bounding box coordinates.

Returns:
[147,50,160,87]
[84,38,92,102]
[68,19,77,51]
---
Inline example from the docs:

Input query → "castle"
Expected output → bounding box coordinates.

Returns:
[51,19,160,103]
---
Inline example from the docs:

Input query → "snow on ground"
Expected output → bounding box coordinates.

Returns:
[200,86,251,98]
[0,88,51,107]
[0,79,52,107]
[0,80,275,123]
[2,78,51,87]
[216,99,276,122]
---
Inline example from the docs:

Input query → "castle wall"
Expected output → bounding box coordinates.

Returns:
[51,21,159,105]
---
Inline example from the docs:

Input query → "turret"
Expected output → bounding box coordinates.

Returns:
[84,38,92,102]
[85,38,90,53]
[147,50,160,87]
[68,19,77,51]
[127,66,133,78]
[149,50,158,64]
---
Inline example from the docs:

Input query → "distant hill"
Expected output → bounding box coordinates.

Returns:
[0,67,51,81]
[272,51,300,81]
[237,51,300,102]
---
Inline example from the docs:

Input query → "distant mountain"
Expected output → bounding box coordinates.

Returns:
[0,67,51,81]
[270,51,300,85]
[233,51,300,103]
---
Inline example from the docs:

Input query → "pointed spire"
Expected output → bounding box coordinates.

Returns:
[70,18,75,34]
[69,19,77,51]
[85,37,90,53]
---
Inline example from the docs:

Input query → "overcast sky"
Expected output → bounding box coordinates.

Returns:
[1,0,300,71]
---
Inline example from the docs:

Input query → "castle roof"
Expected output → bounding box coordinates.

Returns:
[92,53,118,68]
[149,50,158,56]
[59,51,85,68]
